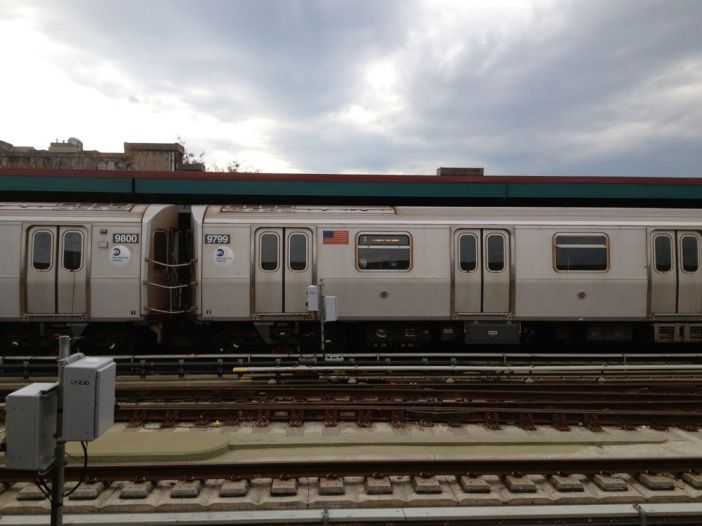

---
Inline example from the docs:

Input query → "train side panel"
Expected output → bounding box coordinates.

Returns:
[514,227,648,319]
[0,222,21,318]
[199,224,251,319]
[318,225,451,320]
[90,221,142,320]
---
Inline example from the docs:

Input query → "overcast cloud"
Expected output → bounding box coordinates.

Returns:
[1,0,701,175]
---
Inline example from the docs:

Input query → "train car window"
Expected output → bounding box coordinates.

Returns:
[260,233,279,271]
[63,231,83,271]
[654,235,672,272]
[357,233,411,270]
[555,234,608,271]
[458,234,477,272]
[289,233,307,271]
[681,235,699,272]
[32,231,53,271]
[486,234,505,272]
[153,230,168,266]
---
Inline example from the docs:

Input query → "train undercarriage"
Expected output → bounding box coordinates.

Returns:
[2,319,702,356]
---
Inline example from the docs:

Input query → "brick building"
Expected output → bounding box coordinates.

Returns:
[0,138,202,171]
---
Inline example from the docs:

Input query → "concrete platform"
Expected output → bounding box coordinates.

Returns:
[1,423,702,513]
[1,421,689,478]
[1,422,684,466]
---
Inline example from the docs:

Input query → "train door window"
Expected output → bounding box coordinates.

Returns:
[681,235,699,272]
[288,233,307,272]
[153,230,168,267]
[32,230,53,271]
[486,234,505,272]
[458,233,478,272]
[654,235,673,272]
[260,232,279,271]
[554,234,608,271]
[357,233,411,270]
[62,231,83,271]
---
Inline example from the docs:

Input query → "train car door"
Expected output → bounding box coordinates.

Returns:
[453,229,511,315]
[650,230,702,314]
[26,226,88,315]
[254,228,313,314]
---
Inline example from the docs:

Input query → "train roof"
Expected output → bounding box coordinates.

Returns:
[3,168,702,207]
[0,202,150,222]
[199,205,702,227]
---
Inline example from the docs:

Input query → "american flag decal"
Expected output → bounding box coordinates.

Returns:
[323,230,349,245]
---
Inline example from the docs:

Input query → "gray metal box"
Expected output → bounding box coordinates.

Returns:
[5,383,58,470]
[324,296,338,322]
[464,322,521,344]
[62,357,116,441]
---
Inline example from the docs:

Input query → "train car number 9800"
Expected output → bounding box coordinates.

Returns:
[205,234,230,244]
[113,233,139,243]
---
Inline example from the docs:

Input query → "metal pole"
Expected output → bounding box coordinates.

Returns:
[319,282,326,353]
[50,335,70,526]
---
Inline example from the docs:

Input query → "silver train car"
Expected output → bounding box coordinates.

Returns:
[191,205,702,350]
[3,202,702,353]
[0,203,187,351]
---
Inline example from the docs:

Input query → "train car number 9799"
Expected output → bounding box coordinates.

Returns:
[113,233,139,243]
[205,234,230,244]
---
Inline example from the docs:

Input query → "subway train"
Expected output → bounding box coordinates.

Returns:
[2,202,702,353]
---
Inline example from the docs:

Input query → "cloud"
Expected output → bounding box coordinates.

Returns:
[1,0,702,175]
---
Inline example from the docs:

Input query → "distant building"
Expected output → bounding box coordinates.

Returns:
[0,138,202,172]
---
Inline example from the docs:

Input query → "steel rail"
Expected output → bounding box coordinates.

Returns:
[5,382,702,398]
[112,402,702,428]
[4,351,702,361]
[229,364,702,372]
[2,457,701,483]
[4,353,702,380]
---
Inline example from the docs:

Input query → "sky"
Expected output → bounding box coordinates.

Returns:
[1,0,701,176]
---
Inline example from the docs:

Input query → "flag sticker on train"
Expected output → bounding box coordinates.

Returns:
[323,230,349,245]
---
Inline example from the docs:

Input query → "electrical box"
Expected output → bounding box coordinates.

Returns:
[62,357,116,441]
[5,383,58,470]
[324,296,338,322]
[464,322,521,344]
[306,285,319,312]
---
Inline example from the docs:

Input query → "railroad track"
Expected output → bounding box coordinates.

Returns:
[3,379,701,399]
[119,381,702,429]
[117,401,702,429]
[2,456,702,483]
[4,380,700,429]
[3,459,702,525]
[3,351,702,379]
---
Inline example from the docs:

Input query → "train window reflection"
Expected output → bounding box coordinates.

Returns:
[458,234,477,272]
[555,234,608,271]
[486,234,505,272]
[32,231,53,271]
[681,235,699,272]
[260,233,279,271]
[62,231,83,271]
[289,233,307,271]
[357,233,411,270]
[654,235,672,272]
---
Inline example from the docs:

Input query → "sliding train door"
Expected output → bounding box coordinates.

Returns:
[650,230,702,315]
[453,229,511,315]
[254,228,313,314]
[25,226,88,316]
